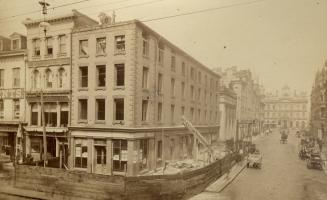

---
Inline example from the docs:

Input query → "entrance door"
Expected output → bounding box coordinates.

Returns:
[94,145,106,174]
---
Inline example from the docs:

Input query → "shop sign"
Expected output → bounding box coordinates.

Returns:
[0,88,24,99]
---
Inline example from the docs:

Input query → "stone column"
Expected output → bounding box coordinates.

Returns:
[106,138,112,175]
[57,102,61,127]
[127,140,134,176]
[87,138,93,173]
[37,102,41,126]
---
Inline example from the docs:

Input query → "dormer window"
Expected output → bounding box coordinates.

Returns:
[12,39,19,50]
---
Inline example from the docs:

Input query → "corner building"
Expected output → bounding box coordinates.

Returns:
[70,20,221,176]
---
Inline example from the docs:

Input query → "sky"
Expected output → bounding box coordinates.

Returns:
[0,0,326,94]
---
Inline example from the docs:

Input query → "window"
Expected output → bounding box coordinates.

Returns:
[198,88,201,101]
[12,39,19,50]
[33,39,40,56]
[96,65,106,87]
[181,106,185,116]
[171,104,175,123]
[45,37,53,55]
[58,35,66,54]
[0,69,4,87]
[198,72,201,83]
[182,62,186,76]
[115,64,125,86]
[115,35,125,52]
[142,67,148,89]
[190,85,194,100]
[13,99,20,119]
[58,68,65,88]
[113,139,127,172]
[45,69,52,88]
[32,70,40,89]
[12,68,20,87]
[79,40,88,56]
[78,99,88,120]
[157,140,162,160]
[171,55,176,71]
[75,139,88,168]
[190,67,195,80]
[114,98,124,120]
[44,103,57,127]
[139,139,148,170]
[96,37,106,54]
[79,67,88,88]
[31,103,38,125]
[158,102,162,122]
[96,99,105,121]
[31,138,41,153]
[181,82,185,98]
[60,103,68,127]
[158,48,164,65]
[157,73,163,93]
[190,107,194,121]
[142,36,149,56]
[142,100,148,121]
[171,78,175,97]
[0,100,3,119]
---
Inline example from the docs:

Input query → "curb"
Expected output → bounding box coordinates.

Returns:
[216,163,246,193]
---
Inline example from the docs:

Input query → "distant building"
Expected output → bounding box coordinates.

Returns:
[68,18,221,175]
[263,85,309,129]
[0,32,27,162]
[216,66,264,146]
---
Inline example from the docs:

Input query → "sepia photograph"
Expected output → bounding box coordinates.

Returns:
[0,0,326,199]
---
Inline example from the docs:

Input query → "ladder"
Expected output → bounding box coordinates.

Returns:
[182,116,212,152]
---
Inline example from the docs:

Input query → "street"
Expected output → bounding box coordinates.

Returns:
[218,130,327,200]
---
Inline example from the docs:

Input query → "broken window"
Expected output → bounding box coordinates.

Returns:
[115,64,125,86]
[79,39,88,56]
[96,65,106,87]
[45,37,53,55]
[142,100,148,121]
[13,99,20,120]
[12,68,20,88]
[96,37,106,54]
[96,99,105,121]
[79,66,88,88]
[115,35,125,52]
[142,67,148,89]
[75,139,88,168]
[113,139,127,172]
[79,99,88,120]
[114,98,124,120]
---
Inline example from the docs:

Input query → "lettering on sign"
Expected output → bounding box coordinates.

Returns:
[0,88,24,99]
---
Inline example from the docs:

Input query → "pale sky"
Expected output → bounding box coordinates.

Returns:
[1,0,326,94]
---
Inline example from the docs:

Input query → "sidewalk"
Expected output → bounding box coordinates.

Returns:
[189,161,247,200]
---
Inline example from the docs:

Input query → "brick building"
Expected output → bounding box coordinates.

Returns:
[69,17,221,176]
[0,33,27,162]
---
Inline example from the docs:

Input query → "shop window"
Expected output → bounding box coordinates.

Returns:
[79,99,88,120]
[114,98,124,121]
[96,37,106,55]
[79,66,88,88]
[115,64,125,86]
[31,138,41,153]
[75,139,88,168]
[139,139,148,170]
[96,99,105,121]
[97,65,106,87]
[115,35,125,53]
[113,139,127,172]
[79,39,88,56]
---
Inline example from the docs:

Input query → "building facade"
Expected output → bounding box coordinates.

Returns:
[263,86,309,130]
[69,18,221,176]
[0,33,27,162]
[22,10,98,163]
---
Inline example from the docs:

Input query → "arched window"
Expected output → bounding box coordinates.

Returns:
[58,68,65,88]
[45,69,52,88]
[32,70,40,89]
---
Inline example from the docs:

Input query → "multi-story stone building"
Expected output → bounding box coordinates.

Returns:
[22,10,98,163]
[0,33,27,162]
[217,66,264,145]
[263,85,309,130]
[69,17,221,175]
